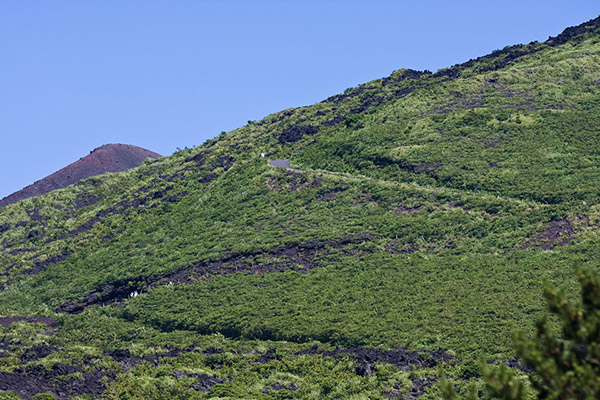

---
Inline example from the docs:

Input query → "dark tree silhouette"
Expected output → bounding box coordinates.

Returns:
[443,267,600,399]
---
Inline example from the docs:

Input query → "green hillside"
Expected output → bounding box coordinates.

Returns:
[1,16,600,399]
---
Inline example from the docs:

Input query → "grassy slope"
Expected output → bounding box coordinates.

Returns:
[0,18,600,399]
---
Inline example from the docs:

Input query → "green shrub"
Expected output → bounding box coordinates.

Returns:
[443,267,600,399]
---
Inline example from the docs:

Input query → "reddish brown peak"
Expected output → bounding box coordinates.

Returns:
[0,144,162,207]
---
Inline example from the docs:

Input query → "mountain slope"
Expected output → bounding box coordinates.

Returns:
[0,144,161,207]
[0,17,600,399]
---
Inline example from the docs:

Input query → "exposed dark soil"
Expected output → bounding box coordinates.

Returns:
[385,239,417,255]
[318,192,338,201]
[74,193,104,210]
[0,344,204,399]
[0,363,110,400]
[214,155,235,171]
[0,144,161,207]
[203,347,223,356]
[184,150,210,166]
[28,251,73,276]
[353,193,377,207]
[59,274,153,314]
[173,371,225,391]
[0,316,56,329]
[295,345,453,377]
[321,114,346,127]
[3,242,33,255]
[26,229,43,241]
[547,16,600,46]
[384,381,404,399]
[505,359,532,373]
[263,381,299,395]
[0,346,213,400]
[255,348,278,364]
[199,173,218,183]
[27,208,45,224]
[278,125,319,145]
[69,188,186,239]
[58,233,373,314]
[384,376,438,400]
[394,203,423,215]
[103,345,200,372]
[267,170,322,192]
[20,344,58,363]
[405,376,439,400]
[520,219,575,250]
[163,232,373,281]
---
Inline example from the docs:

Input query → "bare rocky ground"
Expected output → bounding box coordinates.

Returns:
[0,316,456,399]
[0,337,223,399]
[0,144,161,207]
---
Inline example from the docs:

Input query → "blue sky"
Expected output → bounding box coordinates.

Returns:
[1,1,599,199]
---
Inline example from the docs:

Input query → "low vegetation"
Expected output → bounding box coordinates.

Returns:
[0,16,599,399]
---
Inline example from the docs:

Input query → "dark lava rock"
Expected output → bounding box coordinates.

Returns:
[519,219,575,250]
[214,155,235,171]
[271,382,299,391]
[203,347,223,356]
[0,316,56,329]
[173,371,225,392]
[189,375,225,392]
[74,193,103,210]
[104,348,131,362]
[0,370,52,399]
[278,125,319,145]
[406,376,438,400]
[263,381,300,395]
[505,359,532,373]
[55,371,106,398]
[256,348,278,364]
[384,382,403,399]
[60,234,372,314]
[103,346,201,372]
[49,363,79,377]
[199,173,218,183]
[295,345,453,377]
[20,344,58,364]
[0,362,110,400]
[29,251,73,276]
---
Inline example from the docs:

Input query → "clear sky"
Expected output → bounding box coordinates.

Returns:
[1,1,599,199]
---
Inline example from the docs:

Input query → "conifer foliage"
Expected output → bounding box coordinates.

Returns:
[443,268,600,399]
[458,268,600,399]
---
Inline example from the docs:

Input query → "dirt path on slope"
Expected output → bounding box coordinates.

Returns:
[268,159,304,173]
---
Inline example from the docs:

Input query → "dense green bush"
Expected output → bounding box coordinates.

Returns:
[1,18,600,399]
[488,267,600,399]
[443,267,600,399]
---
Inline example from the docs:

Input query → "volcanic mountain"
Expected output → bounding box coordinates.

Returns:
[1,16,600,399]
[0,144,161,207]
